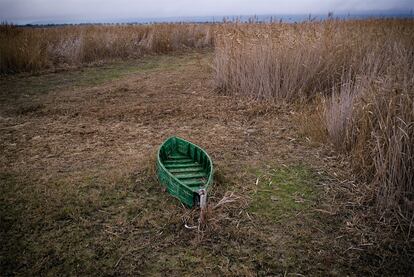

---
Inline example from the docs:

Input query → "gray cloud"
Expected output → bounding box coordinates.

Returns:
[1,0,413,23]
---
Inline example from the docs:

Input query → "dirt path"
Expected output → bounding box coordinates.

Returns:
[0,51,406,276]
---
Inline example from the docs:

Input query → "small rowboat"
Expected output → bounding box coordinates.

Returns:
[157,136,214,207]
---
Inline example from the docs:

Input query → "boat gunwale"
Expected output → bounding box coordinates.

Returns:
[157,136,214,193]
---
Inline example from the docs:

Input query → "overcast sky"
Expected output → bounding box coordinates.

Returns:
[1,0,413,23]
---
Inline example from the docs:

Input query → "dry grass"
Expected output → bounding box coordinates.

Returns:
[213,19,414,227]
[0,52,360,275]
[1,44,412,275]
[0,23,214,74]
[1,20,413,274]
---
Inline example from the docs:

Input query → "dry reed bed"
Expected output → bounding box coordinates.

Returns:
[0,23,214,73]
[213,19,414,225]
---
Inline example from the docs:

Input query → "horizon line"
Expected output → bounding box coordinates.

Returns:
[4,10,414,26]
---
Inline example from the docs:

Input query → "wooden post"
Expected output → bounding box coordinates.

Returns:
[198,189,207,225]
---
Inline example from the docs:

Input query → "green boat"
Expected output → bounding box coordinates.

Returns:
[157,136,214,207]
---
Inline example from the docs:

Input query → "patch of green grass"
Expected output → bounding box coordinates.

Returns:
[0,53,194,98]
[249,165,320,221]
[0,171,135,275]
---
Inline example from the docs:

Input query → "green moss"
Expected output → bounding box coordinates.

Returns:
[249,165,320,221]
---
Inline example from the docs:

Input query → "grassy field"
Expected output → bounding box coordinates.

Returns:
[1,50,412,276]
[1,20,414,275]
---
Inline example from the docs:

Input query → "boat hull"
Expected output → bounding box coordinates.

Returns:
[157,136,213,207]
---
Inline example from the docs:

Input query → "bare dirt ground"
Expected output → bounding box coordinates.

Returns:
[1,51,412,276]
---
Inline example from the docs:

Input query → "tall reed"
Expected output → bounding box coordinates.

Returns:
[213,19,414,223]
[0,23,214,74]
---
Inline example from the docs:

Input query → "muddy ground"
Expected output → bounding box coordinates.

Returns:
[1,51,412,276]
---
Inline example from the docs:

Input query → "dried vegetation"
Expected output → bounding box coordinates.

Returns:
[213,19,414,226]
[0,23,214,73]
[1,19,413,275]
